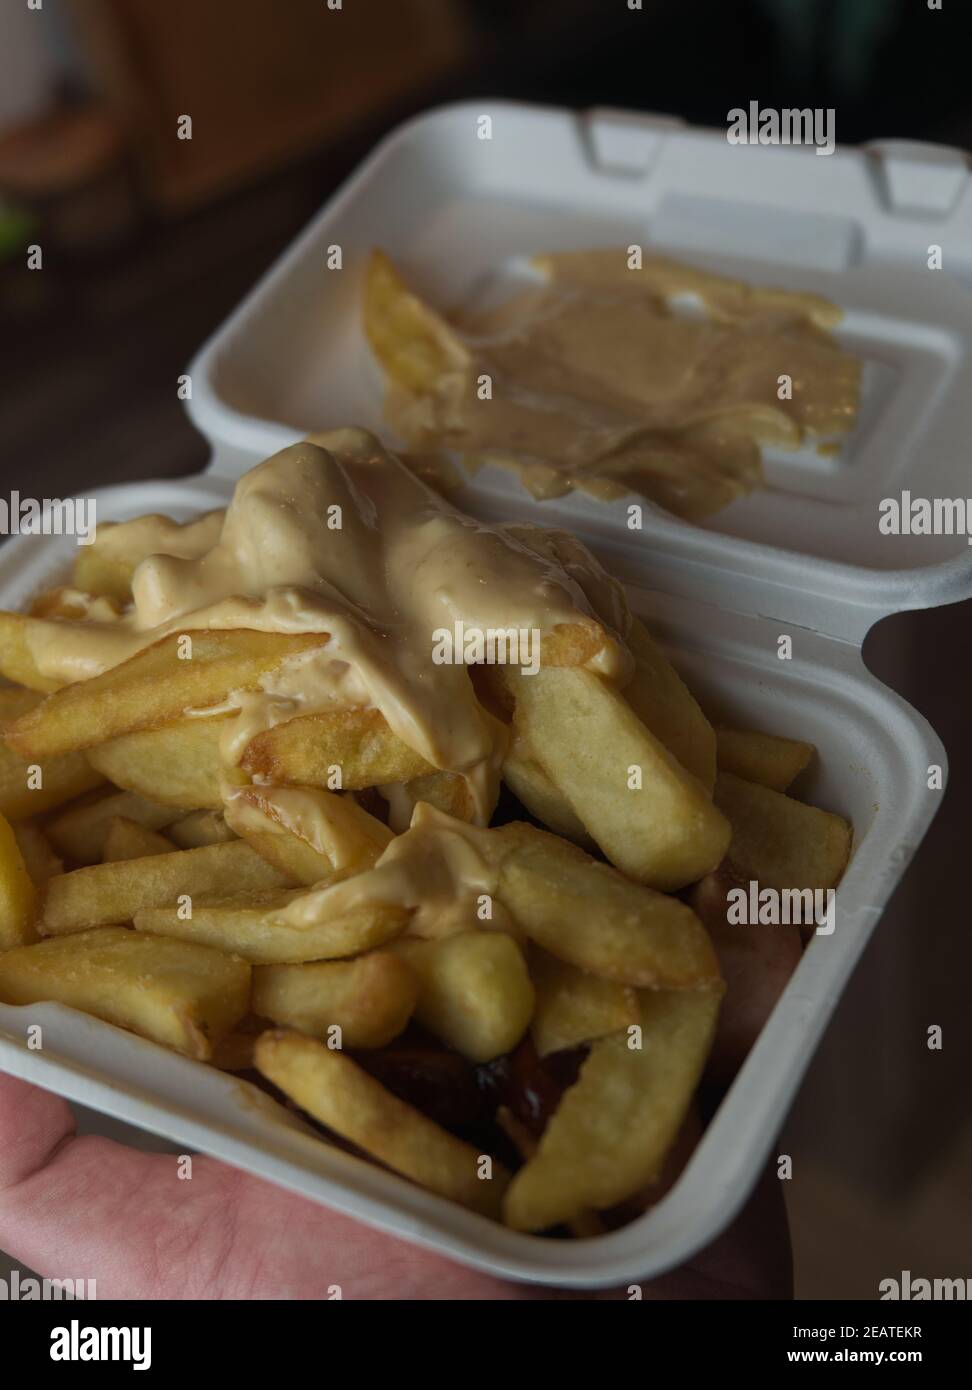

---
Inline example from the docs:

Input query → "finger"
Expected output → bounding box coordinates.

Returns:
[0,1072,76,1191]
[0,1072,790,1301]
[0,1072,520,1299]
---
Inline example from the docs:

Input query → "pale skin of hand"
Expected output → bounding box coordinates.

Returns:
[0,1072,792,1300]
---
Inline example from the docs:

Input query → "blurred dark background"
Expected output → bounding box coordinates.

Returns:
[3,0,972,486]
[1,0,970,1299]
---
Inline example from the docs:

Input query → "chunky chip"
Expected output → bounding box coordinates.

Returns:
[363,248,470,395]
[102,817,176,863]
[716,728,814,792]
[502,666,729,891]
[255,1030,509,1217]
[0,687,104,821]
[0,811,38,948]
[390,932,534,1063]
[135,889,408,964]
[623,618,717,791]
[47,790,175,864]
[40,840,291,935]
[503,986,722,1230]
[529,948,638,1059]
[87,719,227,810]
[714,771,851,892]
[6,629,332,760]
[224,784,392,887]
[253,954,418,1047]
[12,822,63,886]
[167,810,237,849]
[72,510,224,603]
[239,707,434,789]
[0,614,74,692]
[0,926,250,1060]
[500,733,595,849]
[496,822,721,989]
[384,770,478,830]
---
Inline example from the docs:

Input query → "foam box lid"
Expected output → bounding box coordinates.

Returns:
[187,101,972,643]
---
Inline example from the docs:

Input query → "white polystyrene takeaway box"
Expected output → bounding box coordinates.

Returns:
[2,103,971,1287]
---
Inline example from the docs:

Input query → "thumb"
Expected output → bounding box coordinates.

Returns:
[0,1071,76,1192]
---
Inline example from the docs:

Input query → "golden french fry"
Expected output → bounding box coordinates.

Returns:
[500,733,595,849]
[381,706,506,830]
[72,548,133,604]
[6,629,332,760]
[12,822,63,886]
[253,954,418,1048]
[385,771,478,830]
[503,986,722,1231]
[539,624,616,669]
[503,666,730,891]
[26,589,63,620]
[240,648,604,799]
[224,784,392,887]
[87,719,226,809]
[496,822,721,989]
[0,926,250,1060]
[0,722,103,823]
[0,754,103,823]
[28,587,124,622]
[529,948,638,1058]
[135,890,408,964]
[715,728,814,792]
[225,828,337,887]
[474,525,625,671]
[0,811,38,947]
[495,1105,604,1238]
[239,707,434,789]
[714,771,851,891]
[239,668,599,799]
[623,618,716,791]
[390,932,534,1063]
[0,688,45,720]
[39,840,292,936]
[0,686,104,822]
[72,510,224,603]
[103,817,176,862]
[0,614,72,692]
[363,248,470,395]
[46,790,175,864]
[620,1105,705,1215]
[167,810,237,849]
[255,1030,509,1217]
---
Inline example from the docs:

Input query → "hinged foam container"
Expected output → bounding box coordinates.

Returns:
[2,103,971,1288]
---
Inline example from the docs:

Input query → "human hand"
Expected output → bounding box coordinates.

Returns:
[0,1071,791,1300]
